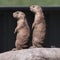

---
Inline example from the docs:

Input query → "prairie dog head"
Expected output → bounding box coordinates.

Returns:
[13,11,25,19]
[30,5,42,13]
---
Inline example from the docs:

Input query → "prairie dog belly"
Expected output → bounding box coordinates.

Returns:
[32,23,46,46]
[17,27,30,39]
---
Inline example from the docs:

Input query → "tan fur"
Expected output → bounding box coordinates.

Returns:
[30,5,46,48]
[13,11,30,50]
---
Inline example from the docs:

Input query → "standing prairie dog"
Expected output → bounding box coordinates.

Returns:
[30,5,46,48]
[13,11,30,50]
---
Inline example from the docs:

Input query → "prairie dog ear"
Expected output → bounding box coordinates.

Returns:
[18,12,26,18]
[31,5,35,8]
[16,11,20,14]
[36,6,40,9]
[36,5,42,11]
[21,12,25,17]
[31,5,40,9]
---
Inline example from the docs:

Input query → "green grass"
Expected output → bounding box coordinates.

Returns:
[0,0,60,6]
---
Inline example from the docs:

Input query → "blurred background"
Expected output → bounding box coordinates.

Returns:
[0,0,60,6]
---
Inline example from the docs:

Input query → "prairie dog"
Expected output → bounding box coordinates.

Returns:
[30,5,46,48]
[13,11,30,50]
